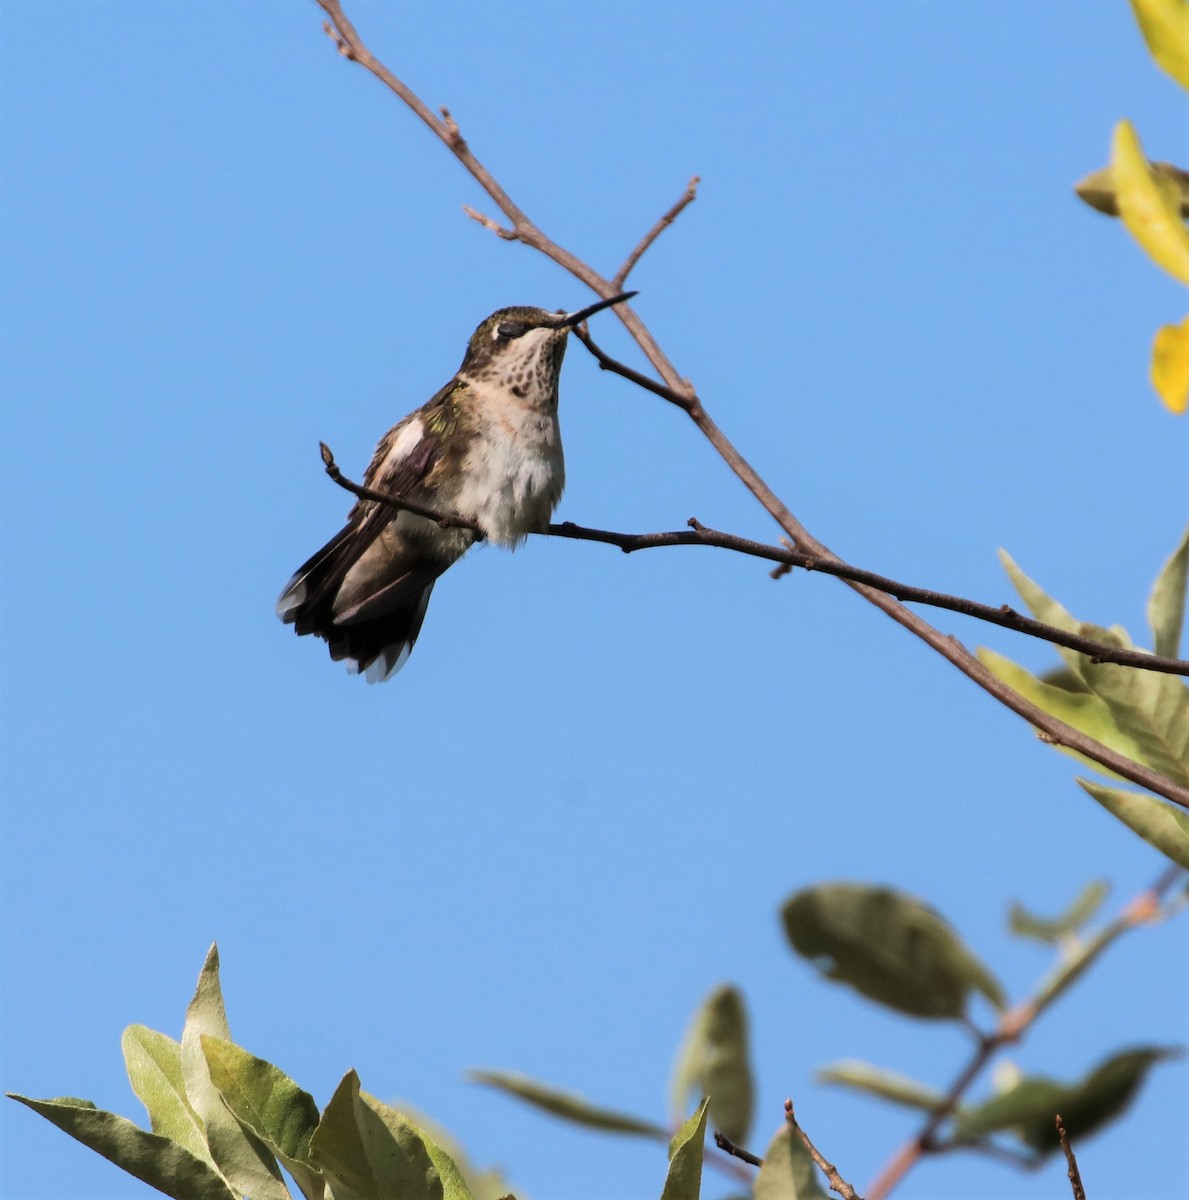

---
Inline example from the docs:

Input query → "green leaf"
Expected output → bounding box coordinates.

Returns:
[361,1091,473,1200]
[468,1069,667,1139]
[752,1123,829,1200]
[669,985,753,1144]
[1071,651,1189,787]
[122,1025,211,1163]
[976,648,1148,776]
[1039,665,1092,693]
[201,1035,319,1160]
[1130,0,1189,90]
[309,1070,448,1200]
[1074,160,1189,217]
[997,550,1081,632]
[1079,778,1189,869]
[1051,1047,1182,1149]
[6,1094,237,1200]
[954,1047,1179,1154]
[953,1078,1065,1149]
[377,1103,509,1200]
[180,945,290,1200]
[1008,880,1109,944]
[815,1061,947,1113]
[780,883,1005,1019]
[1112,119,1189,282]
[307,1071,381,1199]
[998,552,1189,785]
[659,1098,708,1200]
[418,1130,477,1200]
[1148,522,1189,659]
[201,1035,325,1200]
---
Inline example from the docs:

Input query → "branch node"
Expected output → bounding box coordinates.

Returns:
[439,105,465,147]
[1121,890,1161,924]
[462,204,519,241]
[321,19,354,57]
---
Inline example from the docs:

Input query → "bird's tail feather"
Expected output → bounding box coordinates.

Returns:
[277,523,445,680]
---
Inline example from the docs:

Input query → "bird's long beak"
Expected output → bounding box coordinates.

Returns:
[555,291,637,329]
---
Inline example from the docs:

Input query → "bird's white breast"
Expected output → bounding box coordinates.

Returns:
[457,392,564,546]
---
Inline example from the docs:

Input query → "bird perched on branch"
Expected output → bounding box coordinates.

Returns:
[277,292,635,681]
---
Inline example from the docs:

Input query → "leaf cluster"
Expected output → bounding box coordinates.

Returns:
[784,884,1178,1165]
[1073,0,1189,411]
[10,947,504,1200]
[472,869,1180,1192]
[979,524,1189,869]
[10,541,1187,1197]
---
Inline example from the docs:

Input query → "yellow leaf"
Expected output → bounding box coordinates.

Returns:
[1130,0,1189,91]
[1111,120,1189,283]
[1152,318,1189,413]
[1074,161,1189,218]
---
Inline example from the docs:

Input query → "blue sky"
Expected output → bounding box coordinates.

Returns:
[2,3,1186,1198]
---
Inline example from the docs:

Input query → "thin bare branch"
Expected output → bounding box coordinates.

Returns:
[713,1130,763,1167]
[310,3,1189,813]
[614,176,701,288]
[554,519,1189,675]
[785,1100,861,1200]
[318,443,481,533]
[314,451,1189,679]
[1056,1116,1087,1200]
[574,327,694,409]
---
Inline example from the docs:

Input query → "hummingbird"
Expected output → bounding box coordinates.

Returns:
[277,292,635,681]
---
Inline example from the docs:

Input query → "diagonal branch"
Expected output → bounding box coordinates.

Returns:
[311,3,1189,812]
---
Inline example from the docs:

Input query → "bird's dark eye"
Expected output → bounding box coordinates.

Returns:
[496,320,527,340]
